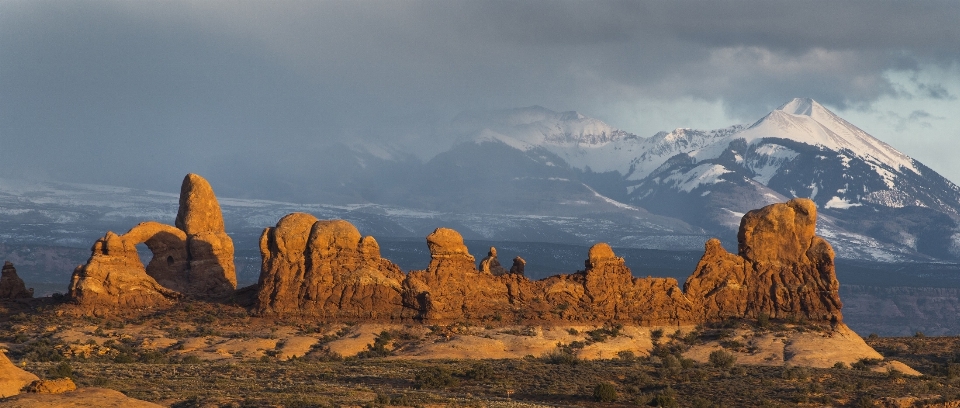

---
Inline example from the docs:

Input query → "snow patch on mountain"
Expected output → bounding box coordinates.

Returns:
[661,164,732,193]
[824,196,862,209]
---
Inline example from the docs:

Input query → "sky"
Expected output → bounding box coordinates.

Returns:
[2,0,960,195]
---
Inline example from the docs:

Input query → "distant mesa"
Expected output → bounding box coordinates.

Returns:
[0,261,33,299]
[63,175,841,328]
[68,173,236,315]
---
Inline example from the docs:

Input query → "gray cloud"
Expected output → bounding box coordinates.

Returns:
[2,0,959,193]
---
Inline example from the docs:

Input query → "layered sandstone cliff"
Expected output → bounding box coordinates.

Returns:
[0,261,33,299]
[68,174,236,314]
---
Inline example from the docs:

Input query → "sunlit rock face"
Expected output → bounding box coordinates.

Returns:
[68,174,237,315]
[0,261,33,299]
[256,216,406,319]
[175,173,237,296]
[685,198,842,323]
[254,199,843,326]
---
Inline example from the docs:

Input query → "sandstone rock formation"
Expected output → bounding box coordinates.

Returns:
[0,261,33,299]
[68,231,182,315]
[175,173,237,296]
[479,247,508,275]
[24,378,76,394]
[2,388,164,408]
[68,173,236,314]
[256,214,405,318]
[684,198,842,323]
[255,198,842,326]
[509,256,526,276]
[0,351,39,398]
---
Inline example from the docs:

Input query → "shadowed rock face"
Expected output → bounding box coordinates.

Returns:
[0,261,33,299]
[68,174,236,314]
[256,215,405,318]
[684,198,842,323]
[256,198,843,326]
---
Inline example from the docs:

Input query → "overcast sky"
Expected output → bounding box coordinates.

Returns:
[2,1,959,194]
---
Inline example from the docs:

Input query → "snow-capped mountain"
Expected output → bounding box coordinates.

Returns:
[441,99,960,262]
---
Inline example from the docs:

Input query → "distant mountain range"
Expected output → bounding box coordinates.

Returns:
[2,98,959,269]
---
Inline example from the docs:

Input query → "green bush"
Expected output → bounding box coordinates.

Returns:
[708,350,736,369]
[414,366,458,389]
[47,361,74,379]
[651,387,678,407]
[465,362,495,381]
[593,382,617,402]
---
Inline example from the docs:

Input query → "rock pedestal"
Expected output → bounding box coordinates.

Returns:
[0,261,33,299]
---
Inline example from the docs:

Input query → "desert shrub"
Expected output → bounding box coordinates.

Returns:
[19,338,64,362]
[542,348,580,365]
[651,328,664,342]
[617,350,636,362]
[709,350,736,368]
[867,333,879,339]
[757,313,770,329]
[465,362,495,381]
[113,352,136,364]
[592,382,617,402]
[179,355,203,364]
[138,350,170,364]
[651,387,678,407]
[915,331,926,338]
[357,331,393,358]
[414,366,458,389]
[833,361,849,370]
[47,361,74,379]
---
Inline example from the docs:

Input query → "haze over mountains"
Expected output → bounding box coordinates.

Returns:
[2,98,959,275]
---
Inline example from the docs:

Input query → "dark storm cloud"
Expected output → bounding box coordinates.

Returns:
[2,0,958,194]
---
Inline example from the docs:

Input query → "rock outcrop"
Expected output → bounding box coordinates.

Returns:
[0,351,39,398]
[68,231,182,315]
[0,261,33,299]
[255,198,842,326]
[256,214,405,318]
[175,173,237,296]
[684,198,842,323]
[509,256,526,276]
[68,173,236,314]
[24,378,76,394]
[479,247,508,275]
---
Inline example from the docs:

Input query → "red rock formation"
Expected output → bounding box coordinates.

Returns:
[175,173,237,296]
[1,351,38,398]
[0,261,33,299]
[254,200,841,326]
[68,173,236,314]
[68,231,181,315]
[256,215,405,318]
[479,247,508,275]
[684,198,842,323]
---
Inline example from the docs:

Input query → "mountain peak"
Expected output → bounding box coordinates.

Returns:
[777,98,822,116]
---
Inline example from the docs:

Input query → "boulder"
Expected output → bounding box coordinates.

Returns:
[24,378,76,394]
[684,198,842,323]
[175,173,237,296]
[0,351,39,398]
[256,216,405,318]
[0,261,33,299]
